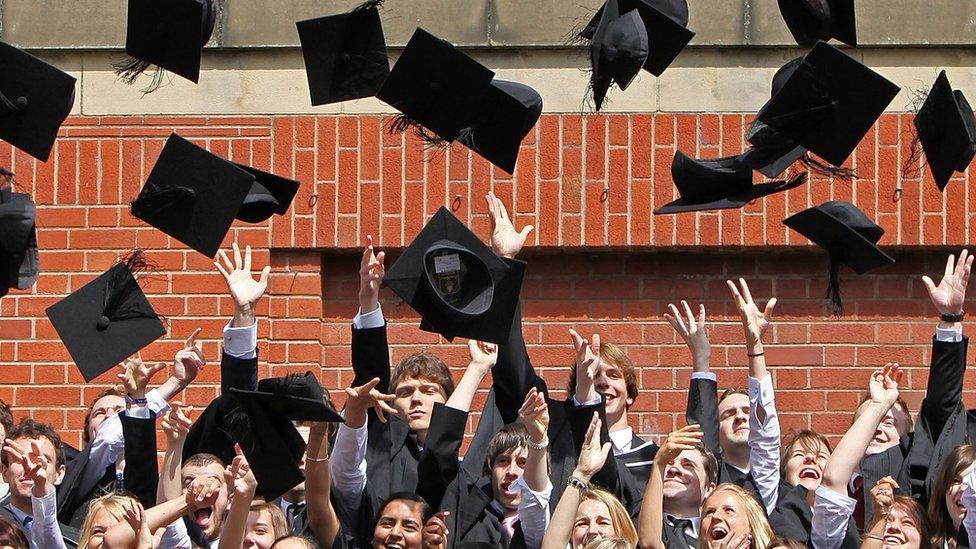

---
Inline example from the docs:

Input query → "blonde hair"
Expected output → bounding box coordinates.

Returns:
[79,493,137,549]
[249,499,289,540]
[579,488,638,548]
[699,484,773,549]
[585,537,635,549]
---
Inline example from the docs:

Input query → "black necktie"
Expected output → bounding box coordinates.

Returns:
[668,517,696,549]
[287,503,306,533]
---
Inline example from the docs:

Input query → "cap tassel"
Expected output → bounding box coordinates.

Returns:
[386,114,452,149]
[0,90,28,117]
[130,182,197,219]
[353,0,384,11]
[112,57,167,94]
[824,256,844,316]
[901,85,930,179]
[800,154,856,180]
[99,250,161,329]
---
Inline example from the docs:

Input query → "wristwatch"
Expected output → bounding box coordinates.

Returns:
[941,311,965,323]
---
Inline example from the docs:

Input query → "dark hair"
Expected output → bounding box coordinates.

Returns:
[856,392,915,432]
[391,351,454,397]
[766,536,807,549]
[928,444,976,547]
[781,430,833,478]
[372,492,434,537]
[718,388,748,406]
[890,495,931,549]
[696,442,720,487]
[183,453,226,471]
[567,342,640,406]
[484,423,529,475]
[82,387,126,446]
[3,418,66,469]
[0,516,27,548]
[0,399,14,439]
[272,535,322,549]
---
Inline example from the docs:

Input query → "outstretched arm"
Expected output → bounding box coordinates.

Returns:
[101,476,221,548]
[516,388,553,549]
[305,422,341,548]
[637,425,704,549]
[665,301,718,452]
[215,243,270,393]
[217,445,258,549]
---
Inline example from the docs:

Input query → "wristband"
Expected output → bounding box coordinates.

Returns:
[747,351,764,358]
[306,456,329,462]
[568,476,589,491]
[941,311,965,323]
[126,396,148,406]
[526,436,549,450]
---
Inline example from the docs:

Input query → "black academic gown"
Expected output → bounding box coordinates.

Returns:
[0,492,81,547]
[686,376,759,496]
[768,481,860,548]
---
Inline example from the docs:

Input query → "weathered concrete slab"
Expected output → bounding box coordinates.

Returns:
[2,0,126,48]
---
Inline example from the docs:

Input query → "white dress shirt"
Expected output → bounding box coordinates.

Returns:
[514,476,552,549]
[811,485,856,549]
[223,319,259,359]
[158,518,192,549]
[748,374,781,513]
[30,485,67,549]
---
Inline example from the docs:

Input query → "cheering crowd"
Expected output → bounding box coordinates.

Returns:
[0,193,972,549]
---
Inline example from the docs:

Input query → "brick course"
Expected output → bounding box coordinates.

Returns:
[1,113,974,449]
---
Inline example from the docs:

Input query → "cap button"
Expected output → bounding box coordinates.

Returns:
[96,316,111,331]
[339,52,351,63]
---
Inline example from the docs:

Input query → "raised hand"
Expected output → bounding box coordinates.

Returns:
[422,511,451,549]
[359,234,385,315]
[569,329,600,401]
[117,354,166,400]
[467,339,498,375]
[185,475,222,511]
[868,363,903,409]
[870,476,899,522]
[923,250,972,316]
[654,424,704,468]
[121,499,153,549]
[224,443,257,499]
[663,301,710,371]
[214,242,271,327]
[573,412,612,482]
[173,328,205,387]
[727,278,776,351]
[161,402,193,443]
[3,439,50,497]
[343,377,397,428]
[518,387,550,445]
[486,191,533,259]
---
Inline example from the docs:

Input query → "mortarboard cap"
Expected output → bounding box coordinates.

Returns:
[117,0,217,90]
[0,179,39,298]
[589,0,649,111]
[230,372,344,423]
[131,134,299,258]
[383,207,525,345]
[783,201,893,314]
[756,41,899,167]
[777,0,856,48]
[914,70,976,191]
[377,28,495,143]
[743,57,808,178]
[655,150,806,214]
[183,390,306,502]
[0,42,77,162]
[45,251,166,382]
[457,79,543,174]
[297,0,390,106]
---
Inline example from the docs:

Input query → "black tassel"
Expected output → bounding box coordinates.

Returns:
[800,154,856,180]
[353,0,383,11]
[901,85,930,179]
[0,89,28,117]
[385,114,452,149]
[112,57,167,94]
[131,182,196,219]
[824,256,844,316]
[100,250,161,327]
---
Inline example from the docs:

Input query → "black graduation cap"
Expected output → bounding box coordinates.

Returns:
[578,0,694,78]
[457,79,543,174]
[131,134,299,258]
[0,178,38,298]
[777,0,856,48]
[913,70,976,191]
[0,42,77,162]
[182,390,306,502]
[783,201,894,314]
[297,0,390,106]
[377,28,495,143]
[589,0,649,111]
[45,251,166,382]
[756,41,899,168]
[743,57,808,178]
[116,0,217,91]
[654,150,806,214]
[229,372,344,423]
[383,207,525,345]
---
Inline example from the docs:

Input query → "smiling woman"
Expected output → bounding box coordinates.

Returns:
[700,484,773,549]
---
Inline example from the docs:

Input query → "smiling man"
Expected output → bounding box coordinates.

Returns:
[181,453,230,542]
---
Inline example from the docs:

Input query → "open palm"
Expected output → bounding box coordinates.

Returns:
[215,242,271,310]
[923,250,972,314]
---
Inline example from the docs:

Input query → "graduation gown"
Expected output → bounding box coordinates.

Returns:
[687,376,759,496]
[768,482,860,548]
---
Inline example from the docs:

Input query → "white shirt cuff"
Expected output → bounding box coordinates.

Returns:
[815,485,857,510]
[692,371,717,382]
[223,320,258,359]
[125,405,151,420]
[513,475,552,499]
[936,325,964,342]
[31,484,56,517]
[571,394,602,407]
[748,374,774,408]
[146,388,170,416]
[352,305,385,329]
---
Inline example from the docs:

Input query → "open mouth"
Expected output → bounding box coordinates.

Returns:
[799,467,820,480]
[383,543,405,549]
[193,507,213,527]
[709,526,729,541]
[883,535,904,546]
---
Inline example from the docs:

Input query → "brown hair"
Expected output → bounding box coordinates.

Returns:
[485,423,529,475]
[856,392,914,432]
[390,351,454,397]
[766,536,807,549]
[927,444,976,547]
[0,516,28,548]
[696,442,720,487]
[0,399,14,440]
[3,418,66,468]
[249,499,289,540]
[719,389,748,406]
[567,342,640,406]
[780,430,833,478]
[699,484,773,549]
[82,387,126,447]
[888,496,931,549]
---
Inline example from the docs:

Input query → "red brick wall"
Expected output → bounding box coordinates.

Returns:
[0,113,973,449]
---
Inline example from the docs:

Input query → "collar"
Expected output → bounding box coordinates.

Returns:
[849,471,862,493]
[665,514,700,536]
[489,499,517,518]
[4,502,28,524]
[609,427,634,454]
[278,497,305,515]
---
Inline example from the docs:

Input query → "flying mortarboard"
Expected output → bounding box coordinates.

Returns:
[777,0,856,48]
[0,171,39,298]
[654,150,806,214]
[377,28,495,144]
[383,207,525,345]
[230,372,344,423]
[589,0,649,111]
[297,0,390,106]
[0,42,77,162]
[457,79,543,174]
[45,250,166,382]
[115,0,217,92]
[755,41,899,168]
[783,201,894,314]
[131,133,299,258]
[913,70,976,191]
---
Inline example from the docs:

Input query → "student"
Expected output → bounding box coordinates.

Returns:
[926,445,976,548]
[699,484,775,549]
[861,478,930,549]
